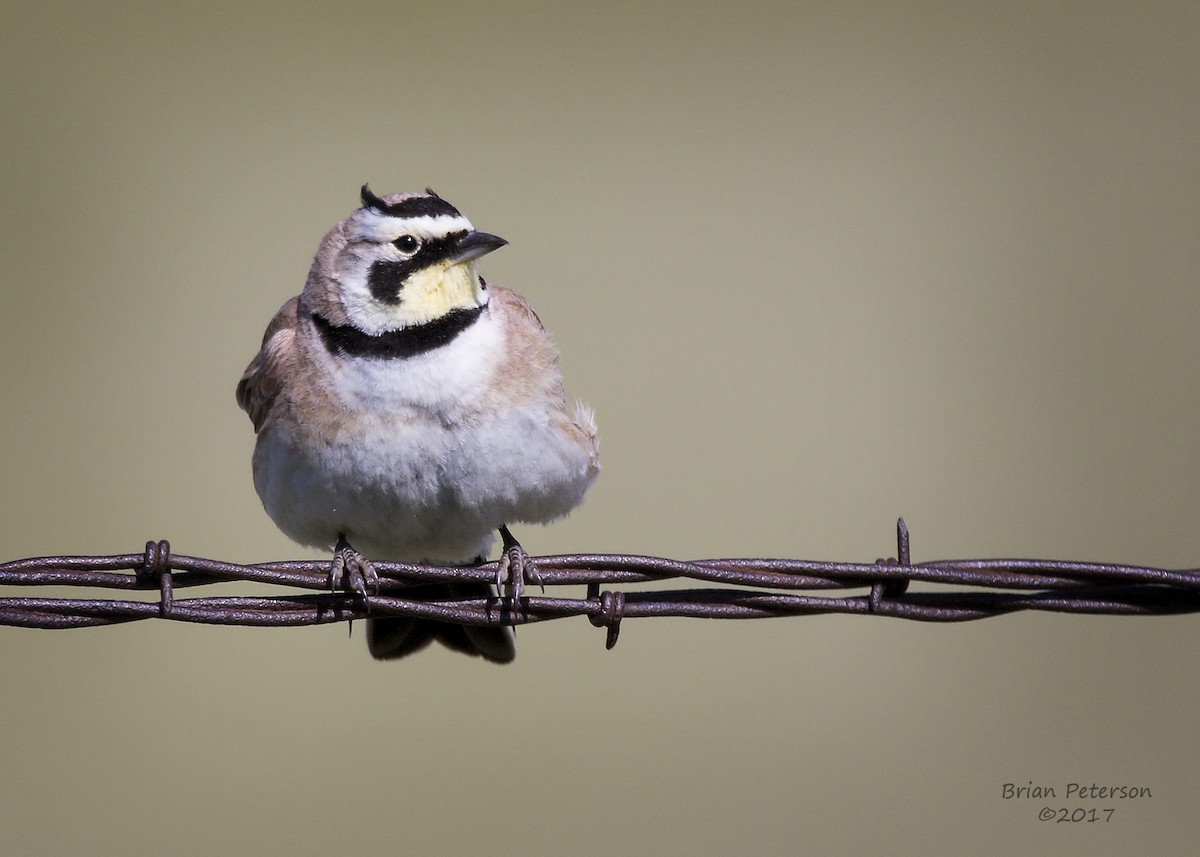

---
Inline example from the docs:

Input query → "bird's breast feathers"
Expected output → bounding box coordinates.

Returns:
[320,297,506,421]
[248,284,597,560]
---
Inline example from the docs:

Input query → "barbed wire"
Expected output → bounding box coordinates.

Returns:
[1,520,1198,649]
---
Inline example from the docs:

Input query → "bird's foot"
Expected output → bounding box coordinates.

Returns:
[329,535,378,598]
[495,525,543,602]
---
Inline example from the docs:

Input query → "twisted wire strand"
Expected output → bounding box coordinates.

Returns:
[2,521,1198,648]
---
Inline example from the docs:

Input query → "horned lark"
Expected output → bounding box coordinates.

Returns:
[236,186,599,663]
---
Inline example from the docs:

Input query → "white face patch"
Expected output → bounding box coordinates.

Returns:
[348,210,474,244]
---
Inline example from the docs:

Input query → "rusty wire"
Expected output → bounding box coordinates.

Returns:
[1,520,1198,649]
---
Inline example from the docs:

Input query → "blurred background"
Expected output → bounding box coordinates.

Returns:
[1,1,1197,854]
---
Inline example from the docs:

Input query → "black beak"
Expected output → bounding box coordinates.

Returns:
[449,230,508,264]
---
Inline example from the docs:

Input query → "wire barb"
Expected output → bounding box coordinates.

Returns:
[588,589,625,649]
[139,540,174,616]
[870,518,912,613]
[2,520,1200,647]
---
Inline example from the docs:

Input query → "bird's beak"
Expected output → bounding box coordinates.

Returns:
[449,230,508,264]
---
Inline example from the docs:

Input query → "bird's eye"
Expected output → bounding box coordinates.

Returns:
[393,234,421,255]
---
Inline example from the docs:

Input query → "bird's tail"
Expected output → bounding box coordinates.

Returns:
[366,582,516,664]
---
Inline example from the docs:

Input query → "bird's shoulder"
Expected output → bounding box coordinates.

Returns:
[487,283,557,360]
[484,283,581,411]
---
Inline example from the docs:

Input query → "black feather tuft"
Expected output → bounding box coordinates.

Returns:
[355,185,464,220]
[360,183,389,211]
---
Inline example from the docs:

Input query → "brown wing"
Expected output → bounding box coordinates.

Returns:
[486,285,563,403]
[488,285,600,476]
[236,296,300,433]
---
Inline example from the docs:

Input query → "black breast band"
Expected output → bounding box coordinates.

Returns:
[312,304,485,360]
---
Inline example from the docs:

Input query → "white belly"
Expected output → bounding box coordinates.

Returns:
[254,405,592,562]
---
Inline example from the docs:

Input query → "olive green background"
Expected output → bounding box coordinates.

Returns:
[1,2,1197,854]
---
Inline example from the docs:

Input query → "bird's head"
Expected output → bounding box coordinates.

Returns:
[304,185,506,335]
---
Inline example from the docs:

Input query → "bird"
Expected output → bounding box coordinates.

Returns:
[236,185,599,663]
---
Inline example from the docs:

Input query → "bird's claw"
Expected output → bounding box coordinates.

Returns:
[495,525,542,602]
[329,535,378,598]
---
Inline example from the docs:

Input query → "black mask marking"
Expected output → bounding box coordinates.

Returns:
[366,233,466,303]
